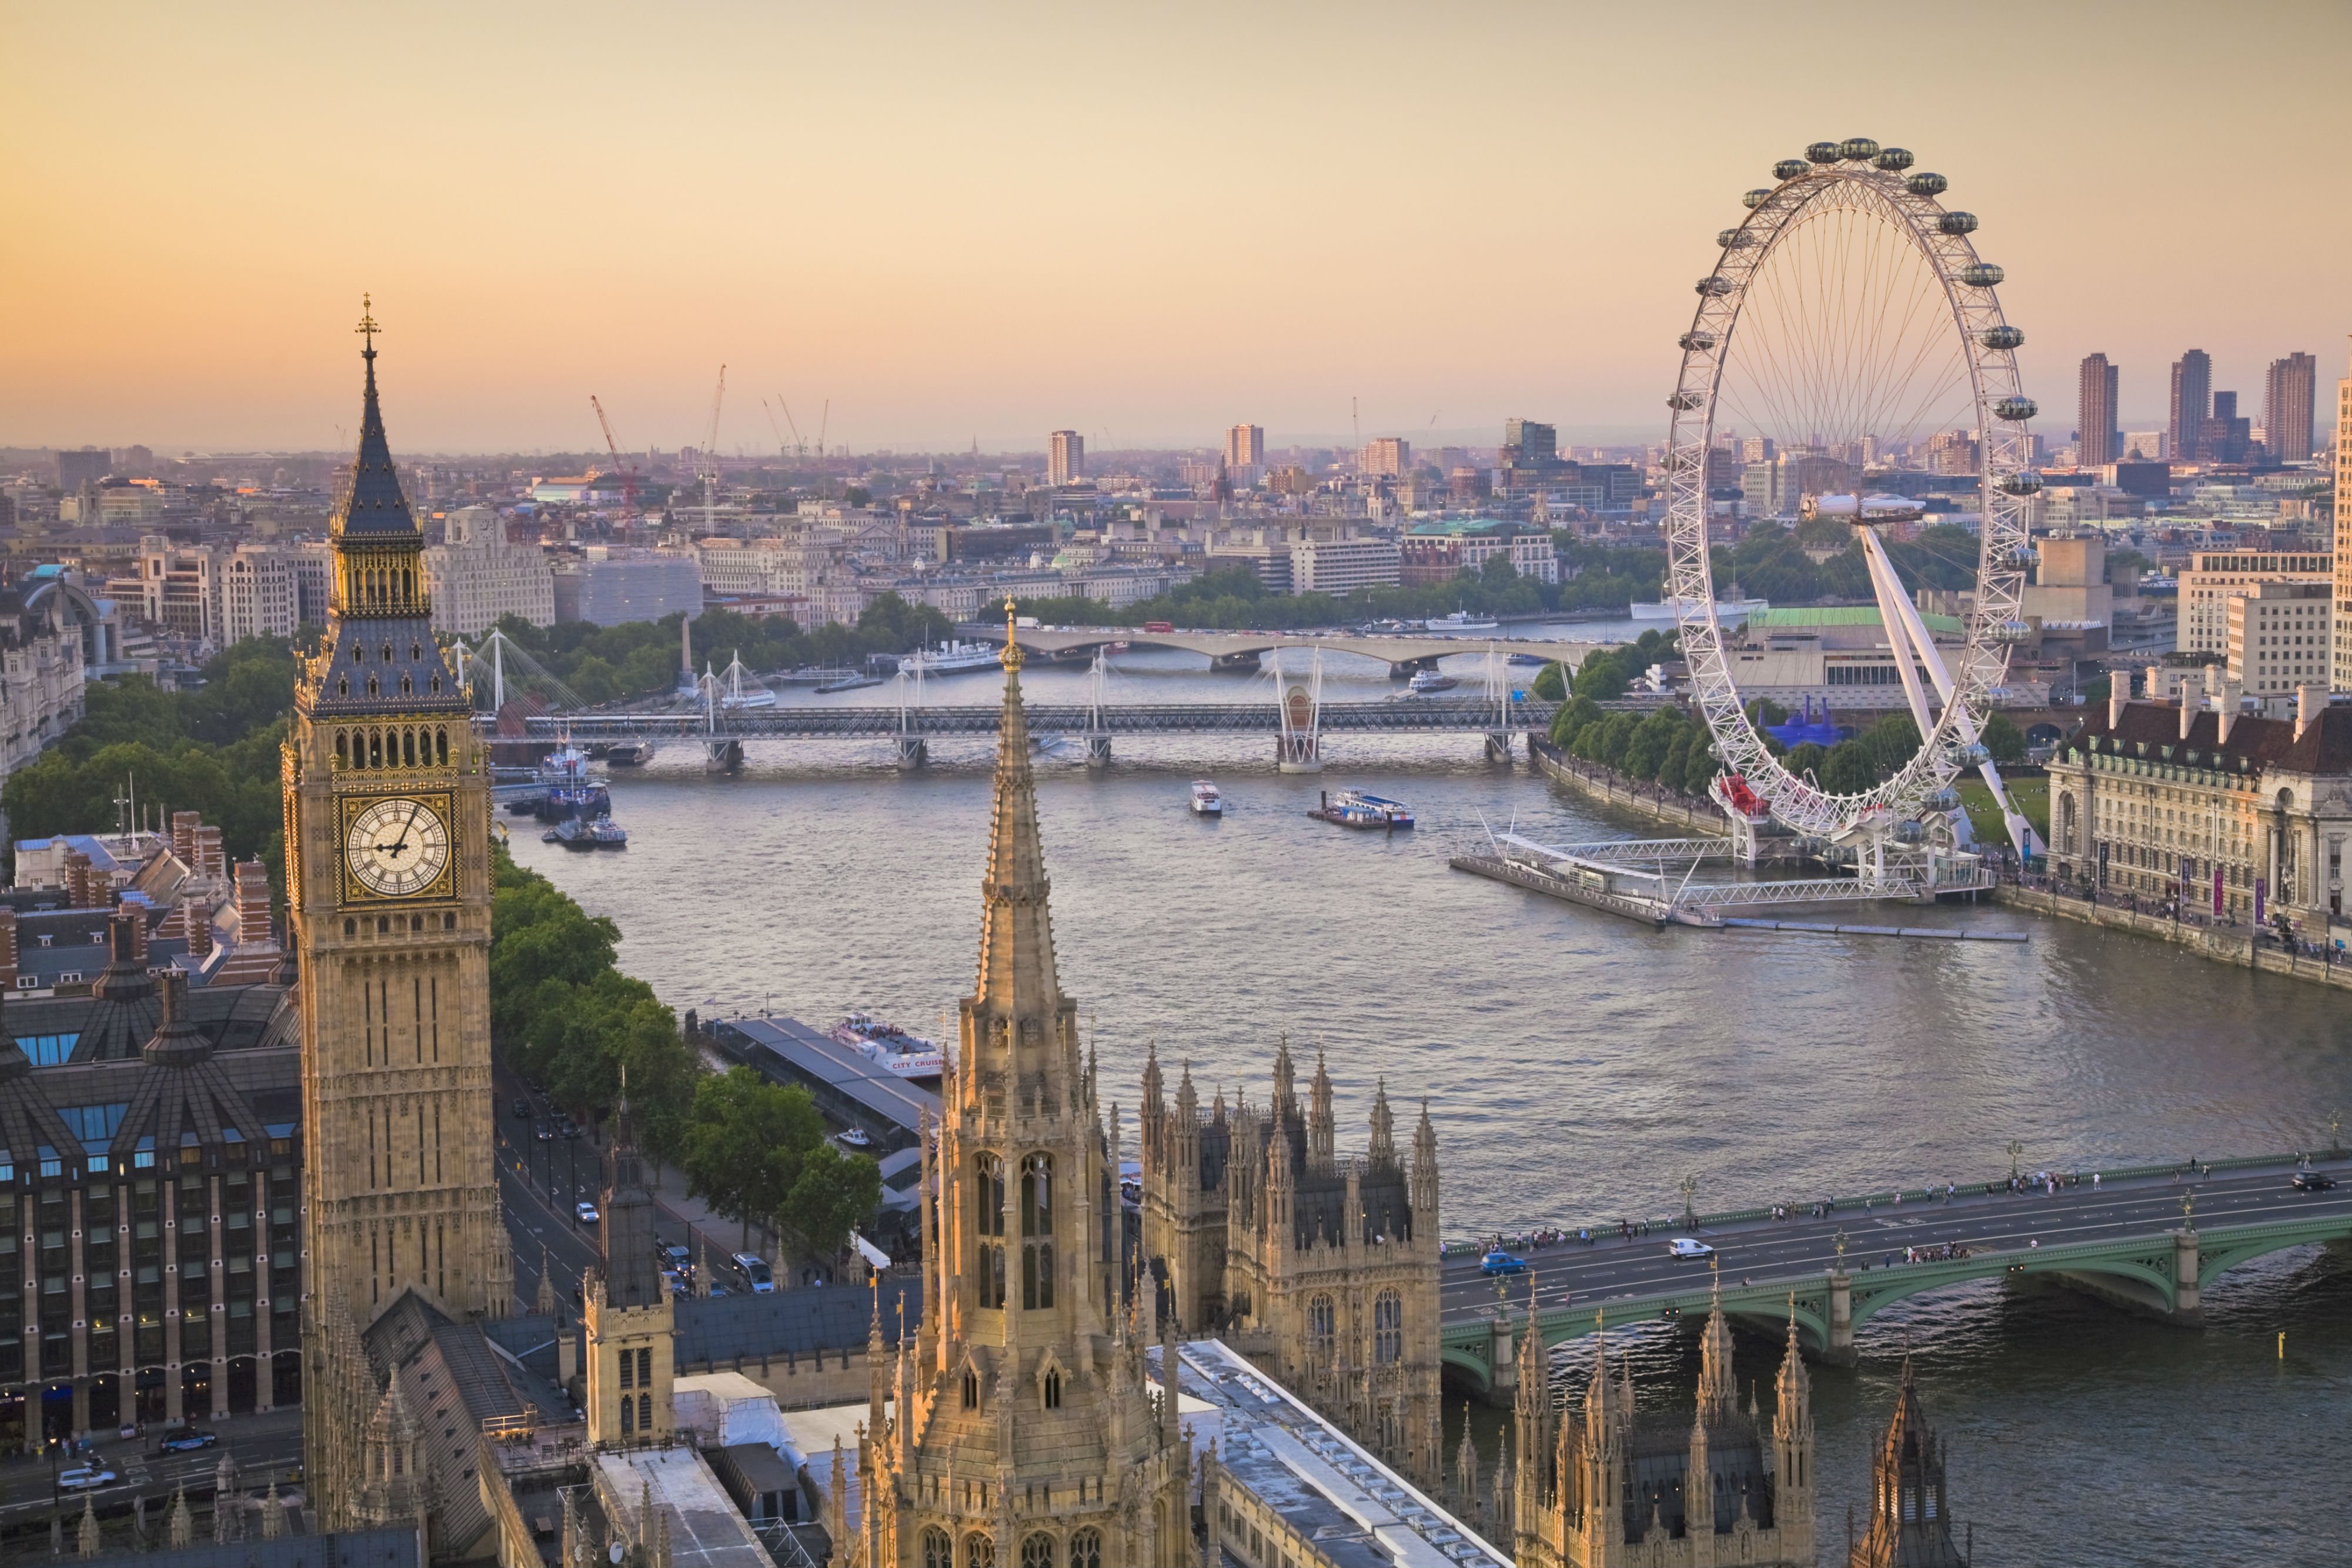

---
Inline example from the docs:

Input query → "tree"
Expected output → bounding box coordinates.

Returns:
[680,1068,827,1251]
[1531,662,1567,701]
[1980,711,2026,764]
[1571,649,1629,703]
[1785,742,1828,782]
[1548,695,1600,750]
[1819,740,1879,795]
[781,1144,883,1262]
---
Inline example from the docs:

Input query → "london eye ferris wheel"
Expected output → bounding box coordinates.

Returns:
[1661,136,2043,858]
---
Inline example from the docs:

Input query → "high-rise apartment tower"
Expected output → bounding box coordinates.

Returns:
[1226,423,1265,470]
[2170,349,2213,461]
[1047,430,1084,486]
[2266,352,2318,463]
[2077,354,2120,467]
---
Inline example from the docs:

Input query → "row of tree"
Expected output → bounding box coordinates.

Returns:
[488,844,881,1260]
[486,596,954,706]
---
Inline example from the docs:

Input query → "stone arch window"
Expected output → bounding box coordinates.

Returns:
[621,1393,635,1434]
[976,1153,1007,1309]
[1374,1289,1402,1365]
[366,676,379,697]
[1021,1154,1054,1309]
[400,676,412,696]
[410,641,422,661]
[1020,1534,1053,1568]
[1308,1295,1335,1370]
[2059,793,2077,854]
[921,1530,953,1568]
[381,643,395,663]
[1902,1486,1916,1522]
[336,732,349,768]
[368,731,383,767]
[1043,1369,1061,1409]
[962,1369,978,1409]
[1068,1530,1101,1568]
[963,1532,995,1568]
[436,728,449,764]
[402,730,417,767]
[338,676,348,697]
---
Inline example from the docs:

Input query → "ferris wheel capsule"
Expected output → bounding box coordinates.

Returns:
[1980,325,2025,350]
[1773,158,1809,180]
[1960,262,2003,287]
[1696,276,1736,296]
[1718,228,1754,248]
[1929,788,1962,813]
[1742,188,1773,209]
[1994,396,2038,422]
[1937,212,1979,236]
[1874,147,1915,171]
[1895,820,1927,844]
[1988,620,2033,644]
[1907,172,1949,196]
[1805,141,1841,163]
[1998,471,2044,496]
[1679,331,1717,351]
[1959,743,1991,767]
[1669,391,1704,410]
[1839,137,1880,161]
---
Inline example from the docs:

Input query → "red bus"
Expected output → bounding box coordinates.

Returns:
[1142,621,1174,633]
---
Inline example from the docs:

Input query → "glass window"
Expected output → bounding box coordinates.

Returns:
[1068,1530,1100,1568]
[1374,1290,1402,1366]
[1020,1535,1053,1568]
[964,1533,995,1568]
[922,1530,953,1568]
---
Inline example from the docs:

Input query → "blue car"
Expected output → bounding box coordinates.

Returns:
[1481,1250,1528,1276]
[158,1426,216,1454]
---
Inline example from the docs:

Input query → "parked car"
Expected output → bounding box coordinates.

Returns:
[729,1252,776,1293]
[58,1467,117,1491]
[2291,1171,2337,1192]
[1667,1238,1716,1259]
[510,1097,530,1119]
[1480,1250,1528,1276]
[157,1426,216,1454]
[575,1201,602,1225]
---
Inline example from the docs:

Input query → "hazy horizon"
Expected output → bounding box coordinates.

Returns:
[6,2,2347,457]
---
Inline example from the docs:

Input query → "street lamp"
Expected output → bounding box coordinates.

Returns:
[1679,1174,1698,1230]
[2006,1140,2023,1182]
[2331,1113,2344,1159]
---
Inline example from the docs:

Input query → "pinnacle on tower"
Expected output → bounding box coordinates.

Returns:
[335,295,420,540]
[970,593,1063,1035]
[1696,1262,1736,1426]
[1775,1295,1812,1441]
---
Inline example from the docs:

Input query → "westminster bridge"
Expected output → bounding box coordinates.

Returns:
[1436,1148,2352,1399]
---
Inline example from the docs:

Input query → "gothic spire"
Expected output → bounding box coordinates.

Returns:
[1774,1296,1812,1442]
[970,596,1063,1032]
[334,295,419,540]
[1696,1263,1736,1426]
[1368,1076,1395,1161]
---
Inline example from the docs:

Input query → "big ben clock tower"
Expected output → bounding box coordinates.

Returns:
[290,302,510,1519]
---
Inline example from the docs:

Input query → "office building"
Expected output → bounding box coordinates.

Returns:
[1288,536,1403,596]
[551,550,701,627]
[2170,349,2212,460]
[55,449,109,490]
[219,544,302,643]
[2077,353,2120,466]
[138,539,223,644]
[1503,418,1559,467]
[1740,436,1776,465]
[1047,429,1084,486]
[2199,390,2252,465]
[1362,436,1411,477]
[2337,345,2352,691]
[2227,581,2331,704]
[1225,422,1265,471]
[2265,351,2318,463]
[423,504,555,634]
[2121,430,2167,462]
[2176,549,2332,657]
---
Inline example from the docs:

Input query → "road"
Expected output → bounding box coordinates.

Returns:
[1438,1155,2352,1325]
[0,1407,302,1534]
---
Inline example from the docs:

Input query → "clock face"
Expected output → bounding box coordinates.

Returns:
[345,797,452,898]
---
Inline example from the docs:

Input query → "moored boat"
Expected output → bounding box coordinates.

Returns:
[898,641,1003,677]
[1308,789,1414,830]
[1406,668,1459,694]
[1190,780,1223,816]
[604,741,652,766]
[829,1012,947,1080]
[1428,610,1499,632]
[553,813,629,850]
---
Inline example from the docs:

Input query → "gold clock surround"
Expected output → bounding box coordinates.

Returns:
[336,791,456,904]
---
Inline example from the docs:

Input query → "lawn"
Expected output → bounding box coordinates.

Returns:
[1956,775,2048,845]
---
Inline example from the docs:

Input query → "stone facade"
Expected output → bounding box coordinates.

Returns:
[2046,687,2352,925]
[1509,1288,1817,1568]
[1138,1039,1443,1490]
[834,618,1194,1568]
[289,324,512,1527]
[423,505,555,635]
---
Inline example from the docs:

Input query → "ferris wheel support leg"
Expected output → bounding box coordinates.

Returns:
[1857,527,1942,745]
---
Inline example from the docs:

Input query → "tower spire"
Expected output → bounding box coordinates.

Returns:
[970,594,1061,1027]
[335,293,417,540]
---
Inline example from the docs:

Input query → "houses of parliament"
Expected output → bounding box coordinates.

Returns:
[281,315,1965,1568]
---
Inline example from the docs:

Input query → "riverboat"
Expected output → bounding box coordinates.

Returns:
[1427,610,1499,632]
[898,641,1002,677]
[531,745,611,822]
[1308,789,1414,830]
[1406,669,1459,694]
[604,741,652,766]
[552,814,629,850]
[1190,780,1224,816]
[828,1012,947,1080]
[814,673,883,693]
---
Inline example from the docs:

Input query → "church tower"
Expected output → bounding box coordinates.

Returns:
[290,303,510,1520]
[847,604,1193,1568]
[1848,1358,1964,1567]
[585,1094,676,1446]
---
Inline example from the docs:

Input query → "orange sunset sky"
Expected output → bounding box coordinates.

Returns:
[4,1,2347,456]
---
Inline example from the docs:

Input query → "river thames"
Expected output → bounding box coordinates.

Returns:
[512,647,2350,1567]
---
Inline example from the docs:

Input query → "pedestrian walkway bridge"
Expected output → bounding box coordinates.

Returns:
[1436,1149,2352,1398]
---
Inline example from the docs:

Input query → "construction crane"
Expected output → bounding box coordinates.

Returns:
[588,395,639,514]
[760,397,791,464]
[702,365,726,533]
[814,399,830,498]
[771,394,808,460]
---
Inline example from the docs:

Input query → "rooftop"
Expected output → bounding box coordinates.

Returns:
[596,1447,773,1568]
[1748,606,1966,637]
[1165,1338,1509,1568]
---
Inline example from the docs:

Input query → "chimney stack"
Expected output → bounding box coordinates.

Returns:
[2179,672,2201,740]
[2108,680,2128,730]
[2217,673,2242,745]
[2296,682,2326,741]
[171,811,199,866]
[0,910,18,990]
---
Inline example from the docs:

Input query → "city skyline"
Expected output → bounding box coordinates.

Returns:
[4,2,2347,454]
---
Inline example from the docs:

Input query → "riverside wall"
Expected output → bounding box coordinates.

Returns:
[1992,884,2352,994]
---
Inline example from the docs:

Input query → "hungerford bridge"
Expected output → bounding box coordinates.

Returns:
[489,641,1629,770]
[1435,1147,2352,1400]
